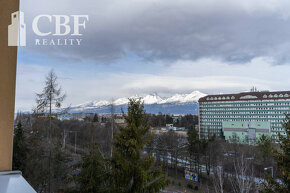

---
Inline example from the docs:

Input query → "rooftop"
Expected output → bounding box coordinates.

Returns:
[0,171,36,193]
[199,91,290,103]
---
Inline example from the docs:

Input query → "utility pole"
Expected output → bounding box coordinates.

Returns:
[62,130,68,150]
[65,131,79,154]
[110,100,115,157]
[74,132,77,154]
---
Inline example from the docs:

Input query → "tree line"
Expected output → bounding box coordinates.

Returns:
[12,70,290,193]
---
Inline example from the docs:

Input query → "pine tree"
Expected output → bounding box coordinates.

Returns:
[12,122,28,172]
[111,98,169,193]
[165,115,173,124]
[257,134,272,166]
[187,128,202,176]
[202,134,216,176]
[25,122,50,192]
[51,141,69,191]
[93,114,99,122]
[75,145,111,193]
[262,115,290,193]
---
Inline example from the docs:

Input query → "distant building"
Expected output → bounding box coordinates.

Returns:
[172,115,182,123]
[222,121,271,144]
[58,114,73,120]
[151,127,187,136]
[165,124,186,132]
[73,113,94,120]
[199,91,290,141]
[33,113,57,119]
[114,118,125,124]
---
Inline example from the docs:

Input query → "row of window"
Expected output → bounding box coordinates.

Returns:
[201,99,290,105]
[263,94,289,98]
[201,115,285,118]
[201,118,282,123]
[202,110,289,114]
[202,112,290,117]
[201,103,290,108]
[205,94,290,101]
[201,107,289,112]
[200,124,285,132]
[214,104,290,107]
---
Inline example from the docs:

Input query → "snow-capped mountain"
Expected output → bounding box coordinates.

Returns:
[70,91,206,114]
[160,91,205,104]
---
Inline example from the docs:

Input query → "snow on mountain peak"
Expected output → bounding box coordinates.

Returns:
[143,94,163,104]
[113,97,130,106]
[74,91,206,108]
[93,100,110,107]
[160,91,206,104]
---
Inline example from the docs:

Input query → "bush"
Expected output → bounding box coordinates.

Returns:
[178,182,181,186]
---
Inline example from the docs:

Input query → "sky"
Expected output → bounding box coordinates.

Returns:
[16,0,290,111]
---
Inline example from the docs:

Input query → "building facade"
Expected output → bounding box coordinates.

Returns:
[222,121,271,144]
[72,113,95,120]
[198,91,290,141]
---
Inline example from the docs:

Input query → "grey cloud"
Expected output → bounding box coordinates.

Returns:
[21,0,290,63]
[15,57,290,111]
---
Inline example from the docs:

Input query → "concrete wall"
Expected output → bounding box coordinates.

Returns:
[0,0,19,171]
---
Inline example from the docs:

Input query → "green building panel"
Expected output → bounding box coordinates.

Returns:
[222,121,271,144]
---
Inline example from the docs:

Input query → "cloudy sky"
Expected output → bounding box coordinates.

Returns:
[16,0,290,111]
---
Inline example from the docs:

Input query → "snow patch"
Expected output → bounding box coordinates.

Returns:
[73,91,206,109]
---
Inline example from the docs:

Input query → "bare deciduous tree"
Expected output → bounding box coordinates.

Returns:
[230,154,256,193]
[212,166,225,193]
[34,69,66,193]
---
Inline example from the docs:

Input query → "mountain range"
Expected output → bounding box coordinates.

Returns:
[69,91,206,114]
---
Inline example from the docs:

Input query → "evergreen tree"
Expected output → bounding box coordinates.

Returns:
[52,142,69,192]
[262,115,290,193]
[202,134,216,176]
[75,145,111,193]
[257,134,272,166]
[111,99,169,193]
[12,122,28,172]
[165,115,173,124]
[25,122,50,192]
[93,114,99,122]
[187,128,202,176]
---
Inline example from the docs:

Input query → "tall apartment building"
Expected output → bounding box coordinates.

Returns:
[198,91,290,141]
